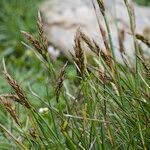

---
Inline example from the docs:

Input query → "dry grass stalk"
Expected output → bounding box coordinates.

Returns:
[0,96,20,125]
[56,62,68,102]
[3,71,31,109]
[73,29,86,75]
[136,33,150,48]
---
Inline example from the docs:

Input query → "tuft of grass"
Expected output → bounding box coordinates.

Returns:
[0,0,150,149]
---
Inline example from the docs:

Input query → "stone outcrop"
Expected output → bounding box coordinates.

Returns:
[40,0,150,61]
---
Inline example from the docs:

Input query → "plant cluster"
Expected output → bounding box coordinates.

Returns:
[0,0,150,149]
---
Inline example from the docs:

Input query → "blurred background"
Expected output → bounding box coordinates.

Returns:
[0,0,46,109]
[0,0,149,58]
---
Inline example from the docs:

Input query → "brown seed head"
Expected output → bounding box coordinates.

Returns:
[136,33,150,48]
[0,96,20,125]
[3,71,31,109]
[97,0,105,15]
[21,31,44,55]
[56,62,68,102]
[73,29,85,75]
[37,12,48,52]
[118,29,125,53]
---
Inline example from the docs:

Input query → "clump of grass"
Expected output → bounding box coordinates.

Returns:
[0,0,150,149]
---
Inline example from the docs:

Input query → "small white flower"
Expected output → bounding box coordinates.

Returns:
[48,46,60,60]
[39,107,49,113]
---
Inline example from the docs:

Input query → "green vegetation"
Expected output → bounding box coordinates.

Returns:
[0,0,42,56]
[0,0,150,149]
[135,0,150,6]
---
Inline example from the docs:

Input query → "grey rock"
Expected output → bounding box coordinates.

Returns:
[40,0,150,61]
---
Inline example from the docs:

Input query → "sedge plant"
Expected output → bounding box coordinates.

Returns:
[0,0,150,149]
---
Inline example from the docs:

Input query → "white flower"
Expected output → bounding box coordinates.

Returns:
[48,46,60,60]
[39,107,49,113]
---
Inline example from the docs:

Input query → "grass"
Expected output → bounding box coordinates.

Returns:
[0,0,42,56]
[134,0,150,5]
[0,0,150,149]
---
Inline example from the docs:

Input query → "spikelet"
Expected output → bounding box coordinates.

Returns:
[73,29,86,75]
[21,31,44,55]
[99,70,112,85]
[0,96,20,125]
[136,33,150,48]
[37,12,48,53]
[78,30,113,70]
[3,71,31,109]
[92,0,110,53]
[118,29,125,54]
[100,51,113,69]
[56,62,68,102]
[97,0,105,15]
[80,31,100,56]
[21,12,48,61]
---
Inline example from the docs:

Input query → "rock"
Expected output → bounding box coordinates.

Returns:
[40,0,150,61]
